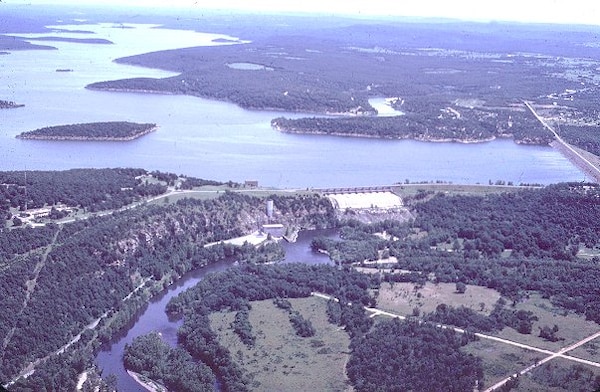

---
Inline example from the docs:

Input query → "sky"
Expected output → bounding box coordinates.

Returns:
[7,0,600,25]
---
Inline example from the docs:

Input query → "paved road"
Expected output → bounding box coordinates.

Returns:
[524,101,600,181]
[311,292,600,390]
[485,330,600,391]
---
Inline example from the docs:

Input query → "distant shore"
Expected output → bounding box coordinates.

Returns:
[274,126,498,144]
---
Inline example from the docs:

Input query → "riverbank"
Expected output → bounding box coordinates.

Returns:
[127,370,167,392]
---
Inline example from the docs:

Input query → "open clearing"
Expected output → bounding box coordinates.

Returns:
[491,293,600,354]
[519,357,600,391]
[569,340,600,363]
[209,297,353,392]
[375,281,502,316]
[392,183,531,199]
[461,338,543,389]
[373,282,600,391]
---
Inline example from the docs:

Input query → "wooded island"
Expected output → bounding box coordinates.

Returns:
[16,121,157,141]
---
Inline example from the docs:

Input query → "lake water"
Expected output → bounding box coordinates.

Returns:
[0,23,588,188]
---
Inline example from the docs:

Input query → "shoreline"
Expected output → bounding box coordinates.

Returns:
[274,127,498,144]
[127,370,167,392]
[550,140,600,182]
[85,85,368,115]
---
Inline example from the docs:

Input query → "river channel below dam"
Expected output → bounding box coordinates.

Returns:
[95,229,338,392]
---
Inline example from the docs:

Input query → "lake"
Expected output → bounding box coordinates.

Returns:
[0,23,588,188]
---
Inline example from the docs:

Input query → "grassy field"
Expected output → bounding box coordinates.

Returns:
[569,340,600,363]
[374,282,600,391]
[491,293,600,353]
[209,297,353,392]
[460,338,542,389]
[375,281,502,316]
[519,357,600,392]
[391,183,532,199]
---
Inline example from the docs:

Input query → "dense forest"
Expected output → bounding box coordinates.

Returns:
[559,124,600,156]
[1,186,337,389]
[16,121,157,141]
[88,26,581,114]
[347,318,483,392]
[123,332,215,392]
[314,183,600,327]
[0,168,167,220]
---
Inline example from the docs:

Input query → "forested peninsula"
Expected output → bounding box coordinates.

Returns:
[272,103,552,144]
[16,121,157,141]
[24,36,113,45]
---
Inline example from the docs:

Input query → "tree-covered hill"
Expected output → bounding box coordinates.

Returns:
[2,189,336,389]
[0,168,166,220]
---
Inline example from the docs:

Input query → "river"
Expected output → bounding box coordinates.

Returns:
[95,229,337,392]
